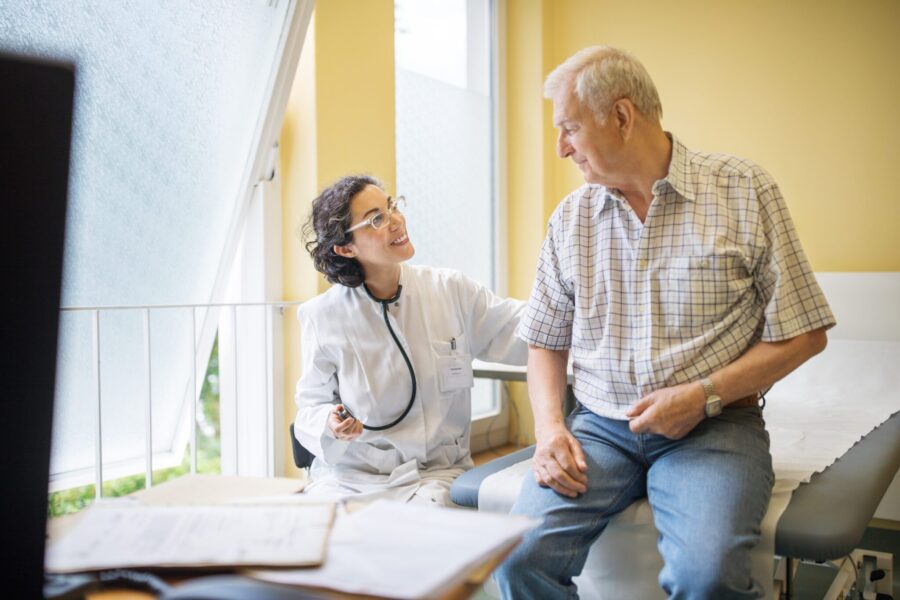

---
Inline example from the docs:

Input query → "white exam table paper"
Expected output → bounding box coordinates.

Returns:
[765,339,900,483]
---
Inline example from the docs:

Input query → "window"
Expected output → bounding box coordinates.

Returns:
[394,0,502,417]
[0,0,313,493]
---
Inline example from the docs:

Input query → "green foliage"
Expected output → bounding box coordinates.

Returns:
[48,337,222,518]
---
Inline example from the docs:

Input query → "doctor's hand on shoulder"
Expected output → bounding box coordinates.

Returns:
[328,405,363,441]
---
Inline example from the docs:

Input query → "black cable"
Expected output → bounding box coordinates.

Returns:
[340,284,417,431]
[759,385,772,410]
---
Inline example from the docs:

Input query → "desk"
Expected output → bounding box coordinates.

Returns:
[47,475,524,600]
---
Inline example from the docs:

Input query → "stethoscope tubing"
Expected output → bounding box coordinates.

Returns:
[340,284,417,431]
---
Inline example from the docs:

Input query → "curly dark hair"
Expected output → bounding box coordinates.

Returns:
[301,174,381,287]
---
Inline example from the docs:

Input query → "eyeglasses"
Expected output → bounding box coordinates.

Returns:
[345,195,407,234]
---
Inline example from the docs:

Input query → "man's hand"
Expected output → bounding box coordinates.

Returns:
[532,423,588,498]
[626,381,706,439]
[327,405,363,441]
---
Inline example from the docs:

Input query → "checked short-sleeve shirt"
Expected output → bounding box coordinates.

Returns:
[518,135,836,419]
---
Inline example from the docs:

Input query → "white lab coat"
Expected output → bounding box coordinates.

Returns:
[294,264,526,503]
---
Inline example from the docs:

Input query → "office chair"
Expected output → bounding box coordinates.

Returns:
[289,423,315,469]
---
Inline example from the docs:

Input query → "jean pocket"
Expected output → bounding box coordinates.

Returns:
[716,406,770,449]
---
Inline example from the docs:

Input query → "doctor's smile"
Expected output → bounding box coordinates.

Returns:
[390,233,409,247]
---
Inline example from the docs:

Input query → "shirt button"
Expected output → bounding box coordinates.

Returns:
[638,259,648,269]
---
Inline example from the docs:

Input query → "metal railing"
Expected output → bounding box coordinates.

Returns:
[57,300,303,497]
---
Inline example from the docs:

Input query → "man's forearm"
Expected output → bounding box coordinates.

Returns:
[527,345,570,436]
[708,327,828,404]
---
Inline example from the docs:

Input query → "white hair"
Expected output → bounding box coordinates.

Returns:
[544,46,663,122]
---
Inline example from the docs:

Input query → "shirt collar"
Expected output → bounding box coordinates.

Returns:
[594,133,695,213]
[653,133,696,201]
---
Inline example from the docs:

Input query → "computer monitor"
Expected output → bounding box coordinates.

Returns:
[0,53,74,597]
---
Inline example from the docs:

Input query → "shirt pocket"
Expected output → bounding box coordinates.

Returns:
[656,254,750,335]
[430,333,474,394]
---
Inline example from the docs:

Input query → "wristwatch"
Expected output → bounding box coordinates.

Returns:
[700,377,722,418]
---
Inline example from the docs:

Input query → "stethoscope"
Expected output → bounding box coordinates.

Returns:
[338,283,417,431]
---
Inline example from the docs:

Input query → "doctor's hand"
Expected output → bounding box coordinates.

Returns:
[532,423,588,498]
[626,381,705,440]
[327,405,363,441]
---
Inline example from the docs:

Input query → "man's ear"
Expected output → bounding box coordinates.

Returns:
[613,98,635,139]
[333,243,357,258]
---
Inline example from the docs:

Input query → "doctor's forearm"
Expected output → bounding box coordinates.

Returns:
[707,328,828,405]
[527,346,570,437]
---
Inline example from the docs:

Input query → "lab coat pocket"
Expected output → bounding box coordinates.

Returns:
[346,442,404,475]
[436,437,465,467]
[431,335,474,394]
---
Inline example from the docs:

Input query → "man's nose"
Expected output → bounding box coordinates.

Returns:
[557,133,572,159]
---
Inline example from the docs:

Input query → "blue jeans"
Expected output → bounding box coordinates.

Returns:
[495,404,774,599]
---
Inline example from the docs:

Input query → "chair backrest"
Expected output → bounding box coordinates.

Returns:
[289,423,315,469]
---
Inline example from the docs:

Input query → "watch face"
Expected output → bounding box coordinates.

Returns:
[705,397,723,417]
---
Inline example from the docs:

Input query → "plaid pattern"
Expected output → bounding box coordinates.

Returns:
[519,135,836,418]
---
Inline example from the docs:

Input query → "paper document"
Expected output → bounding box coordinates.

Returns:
[46,501,334,572]
[250,500,537,599]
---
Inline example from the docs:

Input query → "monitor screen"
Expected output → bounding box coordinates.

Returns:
[0,52,74,596]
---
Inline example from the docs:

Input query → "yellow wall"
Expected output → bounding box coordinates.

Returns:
[280,0,396,475]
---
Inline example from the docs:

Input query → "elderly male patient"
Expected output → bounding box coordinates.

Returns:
[495,46,835,599]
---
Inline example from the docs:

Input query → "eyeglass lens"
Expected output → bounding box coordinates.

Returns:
[371,196,406,230]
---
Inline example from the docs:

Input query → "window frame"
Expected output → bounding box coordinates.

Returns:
[217,0,315,479]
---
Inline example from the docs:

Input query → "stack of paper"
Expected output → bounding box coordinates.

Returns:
[250,500,537,599]
[46,501,334,572]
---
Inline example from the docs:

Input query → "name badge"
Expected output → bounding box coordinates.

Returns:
[437,354,474,393]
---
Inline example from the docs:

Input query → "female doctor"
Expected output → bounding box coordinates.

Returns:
[294,175,526,505]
